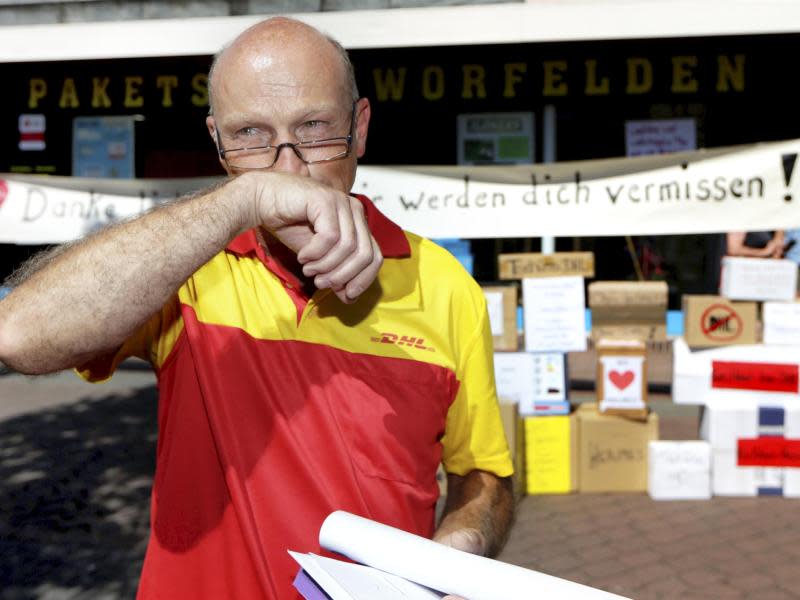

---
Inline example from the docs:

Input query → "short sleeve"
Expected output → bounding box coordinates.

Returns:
[440,296,514,478]
[76,295,184,383]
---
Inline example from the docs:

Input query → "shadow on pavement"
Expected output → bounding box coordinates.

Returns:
[0,386,157,599]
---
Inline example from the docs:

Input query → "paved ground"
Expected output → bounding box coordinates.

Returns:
[2,367,799,599]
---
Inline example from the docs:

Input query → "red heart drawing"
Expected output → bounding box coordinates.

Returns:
[0,179,7,210]
[609,370,635,390]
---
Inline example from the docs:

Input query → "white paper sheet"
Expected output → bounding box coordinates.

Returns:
[316,511,630,600]
[599,355,645,411]
[290,552,443,600]
[522,276,587,353]
[483,291,505,337]
[763,301,800,345]
[493,352,567,416]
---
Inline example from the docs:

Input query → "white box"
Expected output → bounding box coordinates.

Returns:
[783,404,800,498]
[672,337,800,405]
[699,399,757,449]
[648,441,711,500]
[763,301,800,345]
[710,450,784,497]
[720,256,798,302]
[701,398,800,497]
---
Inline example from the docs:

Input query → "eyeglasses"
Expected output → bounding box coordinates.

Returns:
[216,102,357,170]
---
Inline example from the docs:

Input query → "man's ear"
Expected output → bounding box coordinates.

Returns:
[206,115,229,173]
[354,98,371,159]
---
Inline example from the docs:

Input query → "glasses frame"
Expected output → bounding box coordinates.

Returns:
[215,101,357,170]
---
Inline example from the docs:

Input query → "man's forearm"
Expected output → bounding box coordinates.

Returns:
[435,470,515,558]
[0,176,251,375]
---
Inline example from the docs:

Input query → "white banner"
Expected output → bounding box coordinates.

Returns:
[354,139,800,238]
[0,177,218,244]
[2,139,800,244]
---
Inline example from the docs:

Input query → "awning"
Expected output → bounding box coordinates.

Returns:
[0,1,799,63]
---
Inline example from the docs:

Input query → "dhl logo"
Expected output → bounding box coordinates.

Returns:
[370,332,436,352]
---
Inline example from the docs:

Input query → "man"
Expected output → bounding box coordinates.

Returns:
[0,17,514,599]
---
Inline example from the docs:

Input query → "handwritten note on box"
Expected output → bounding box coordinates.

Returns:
[648,441,711,501]
[525,415,574,494]
[763,302,800,346]
[523,276,586,353]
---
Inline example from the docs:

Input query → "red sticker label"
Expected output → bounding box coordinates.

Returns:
[712,360,799,393]
[738,437,800,467]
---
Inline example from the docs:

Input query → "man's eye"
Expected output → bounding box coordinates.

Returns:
[238,127,260,137]
[305,120,324,128]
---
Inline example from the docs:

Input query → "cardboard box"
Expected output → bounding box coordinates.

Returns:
[648,441,711,500]
[589,281,667,342]
[682,295,758,347]
[498,252,595,280]
[498,400,526,500]
[524,414,577,495]
[720,256,798,302]
[700,398,800,497]
[494,352,569,416]
[482,285,519,351]
[591,323,667,342]
[577,403,659,493]
[568,337,673,387]
[763,301,800,346]
[588,281,668,311]
[596,339,648,420]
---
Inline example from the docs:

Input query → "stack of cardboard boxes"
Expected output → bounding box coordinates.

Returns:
[673,255,800,498]
[488,254,663,498]
[581,281,664,493]
[466,253,799,503]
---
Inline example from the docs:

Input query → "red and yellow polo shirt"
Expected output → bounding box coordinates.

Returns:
[78,195,512,600]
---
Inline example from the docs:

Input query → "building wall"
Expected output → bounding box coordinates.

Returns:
[0,0,519,25]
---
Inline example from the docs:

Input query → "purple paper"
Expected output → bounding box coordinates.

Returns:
[293,567,333,600]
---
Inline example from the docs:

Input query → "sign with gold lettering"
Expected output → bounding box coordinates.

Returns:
[498,252,595,280]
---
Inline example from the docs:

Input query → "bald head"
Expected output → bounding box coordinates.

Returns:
[208,17,358,116]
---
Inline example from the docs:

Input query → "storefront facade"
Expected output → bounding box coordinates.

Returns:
[1,3,799,296]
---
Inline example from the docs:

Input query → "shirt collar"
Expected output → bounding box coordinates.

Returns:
[226,194,410,258]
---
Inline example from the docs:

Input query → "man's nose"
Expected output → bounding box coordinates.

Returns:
[271,143,308,175]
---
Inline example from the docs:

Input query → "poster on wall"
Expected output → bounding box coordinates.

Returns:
[18,114,46,152]
[457,112,534,165]
[72,116,136,179]
[625,118,696,157]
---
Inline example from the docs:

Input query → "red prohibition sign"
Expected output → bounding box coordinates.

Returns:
[701,304,742,341]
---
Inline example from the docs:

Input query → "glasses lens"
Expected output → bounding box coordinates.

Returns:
[296,139,350,163]
[224,147,277,169]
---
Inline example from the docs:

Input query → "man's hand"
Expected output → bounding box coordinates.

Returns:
[249,171,383,304]
[433,527,487,556]
[433,528,484,600]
